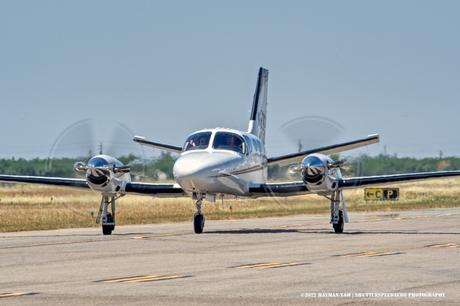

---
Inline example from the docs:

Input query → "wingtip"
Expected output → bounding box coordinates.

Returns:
[367,134,380,143]
[133,135,145,141]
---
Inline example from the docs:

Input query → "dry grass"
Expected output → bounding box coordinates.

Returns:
[1,177,460,232]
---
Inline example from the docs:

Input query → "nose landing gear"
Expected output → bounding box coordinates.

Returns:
[330,189,348,233]
[193,194,205,234]
[97,195,116,235]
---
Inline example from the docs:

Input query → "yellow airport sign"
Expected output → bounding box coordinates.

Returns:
[364,188,399,201]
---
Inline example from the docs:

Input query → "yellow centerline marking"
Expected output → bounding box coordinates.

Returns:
[231,262,308,269]
[257,262,303,269]
[428,243,460,248]
[124,275,183,283]
[0,292,36,298]
[338,251,402,257]
[362,252,401,257]
[234,262,283,269]
[98,274,190,283]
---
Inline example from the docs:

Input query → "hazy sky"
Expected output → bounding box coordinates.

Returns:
[1,0,459,159]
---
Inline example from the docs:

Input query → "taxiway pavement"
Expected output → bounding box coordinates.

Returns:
[1,208,459,305]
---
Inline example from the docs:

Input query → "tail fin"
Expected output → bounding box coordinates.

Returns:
[248,67,269,143]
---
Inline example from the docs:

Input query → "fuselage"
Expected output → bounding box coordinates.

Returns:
[173,128,267,196]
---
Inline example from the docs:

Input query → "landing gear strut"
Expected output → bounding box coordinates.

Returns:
[330,189,349,233]
[193,195,205,234]
[97,195,116,235]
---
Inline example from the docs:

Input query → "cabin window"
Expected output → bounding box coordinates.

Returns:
[183,132,212,151]
[212,132,246,154]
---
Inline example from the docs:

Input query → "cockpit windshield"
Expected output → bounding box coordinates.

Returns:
[183,132,212,151]
[212,132,245,154]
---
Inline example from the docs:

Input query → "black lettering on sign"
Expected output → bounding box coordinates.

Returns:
[364,188,399,201]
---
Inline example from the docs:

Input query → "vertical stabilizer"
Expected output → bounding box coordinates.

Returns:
[248,67,269,143]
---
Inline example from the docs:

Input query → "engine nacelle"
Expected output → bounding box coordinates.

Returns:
[301,153,341,192]
[83,155,131,195]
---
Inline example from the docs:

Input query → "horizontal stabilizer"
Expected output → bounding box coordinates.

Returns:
[133,136,182,154]
[267,134,379,166]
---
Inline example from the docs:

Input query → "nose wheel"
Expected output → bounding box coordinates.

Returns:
[332,210,344,233]
[97,195,116,235]
[102,213,115,235]
[194,213,205,234]
[193,196,205,234]
[330,189,348,234]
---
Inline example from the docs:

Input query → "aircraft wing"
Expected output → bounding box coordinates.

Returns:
[0,175,186,197]
[124,182,186,197]
[267,134,379,166]
[248,170,460,197]
[0,175,89,189]
[248,181,310,197]
[133,136,182,154]
[337,170,460,188]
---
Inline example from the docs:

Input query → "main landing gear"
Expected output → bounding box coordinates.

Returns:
[96,195,116,235]
[329,189,349,233]
[193,195,205,234]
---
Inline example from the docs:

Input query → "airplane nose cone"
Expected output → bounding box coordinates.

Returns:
[173,151,243,192]
[173,153,206,179]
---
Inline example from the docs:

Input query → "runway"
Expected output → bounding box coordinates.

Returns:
[1,208,460,305]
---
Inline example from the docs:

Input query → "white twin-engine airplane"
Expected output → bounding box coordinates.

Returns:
[2,67,460,235]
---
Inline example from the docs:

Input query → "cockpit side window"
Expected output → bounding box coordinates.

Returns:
[260,141,265,155]
[213,132,246,154]
[243,135,253,154]
[251,138,258,154]
[257,139,265,155]
[183,132,212,151]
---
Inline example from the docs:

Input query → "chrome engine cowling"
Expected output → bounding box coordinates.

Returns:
[76,155,131,195]
[301,153,340,192]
